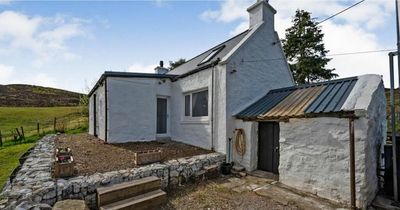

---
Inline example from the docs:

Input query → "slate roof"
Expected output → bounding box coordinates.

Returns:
[236,77,358,120]
[167,29,251,76]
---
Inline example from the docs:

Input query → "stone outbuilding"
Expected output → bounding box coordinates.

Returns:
[234,74,386,209]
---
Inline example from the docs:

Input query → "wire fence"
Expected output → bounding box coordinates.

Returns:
[0,114,88,147]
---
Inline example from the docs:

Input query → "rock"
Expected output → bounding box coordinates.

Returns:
[32,203,52,210]
[53,200,89,210]
[232,165,245,172]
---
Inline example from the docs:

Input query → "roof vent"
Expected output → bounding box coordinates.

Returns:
[155,60,169,74]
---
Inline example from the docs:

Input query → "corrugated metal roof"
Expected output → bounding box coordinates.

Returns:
[235,89,293,119]
[235,77,358,120]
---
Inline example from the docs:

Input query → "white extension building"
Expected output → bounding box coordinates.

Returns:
[88,1,386,209]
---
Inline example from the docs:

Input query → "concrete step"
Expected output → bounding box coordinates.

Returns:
[100,189,167,210]
[97,176,160,207]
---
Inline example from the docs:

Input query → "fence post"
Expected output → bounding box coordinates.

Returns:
[15,128,22,142]
[37,122,40,135]
[54,117,57,132]
[21,126,25,141]
[0,130,2,147]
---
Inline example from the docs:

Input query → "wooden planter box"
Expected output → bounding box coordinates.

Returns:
[54,156,75,178]
[134,149,162,165]
[54,147,75,178]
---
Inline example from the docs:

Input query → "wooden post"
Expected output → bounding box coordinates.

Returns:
[37,122,40,135]
[20,126,25,140]
[15,128,22,142]
[0,130,2,147]
[54,117,57,132]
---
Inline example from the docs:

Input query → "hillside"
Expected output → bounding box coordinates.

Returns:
[0,84,84,107]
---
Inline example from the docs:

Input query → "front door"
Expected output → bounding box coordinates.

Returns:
[156,98,167,134]
[258,122,279,174]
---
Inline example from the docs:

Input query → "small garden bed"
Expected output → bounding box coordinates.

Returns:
[56,134,212,176]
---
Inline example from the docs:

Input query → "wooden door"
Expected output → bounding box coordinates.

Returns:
[258,122,279,174]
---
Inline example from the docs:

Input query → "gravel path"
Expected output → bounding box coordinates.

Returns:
[56,134,211,176]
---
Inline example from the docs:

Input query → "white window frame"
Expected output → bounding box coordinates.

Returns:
[182,88,209,124]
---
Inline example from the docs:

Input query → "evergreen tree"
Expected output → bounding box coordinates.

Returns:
[282,10,337,84]
[169,58,186,70]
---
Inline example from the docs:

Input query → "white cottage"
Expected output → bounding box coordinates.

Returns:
[88,0,294,153]
[88,0,386,209]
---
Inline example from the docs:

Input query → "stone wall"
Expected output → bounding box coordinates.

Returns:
[1,135,225,210]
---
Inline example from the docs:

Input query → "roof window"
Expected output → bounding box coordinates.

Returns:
[198,45,225,65]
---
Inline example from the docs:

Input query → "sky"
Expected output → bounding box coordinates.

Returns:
[0,0,397,93]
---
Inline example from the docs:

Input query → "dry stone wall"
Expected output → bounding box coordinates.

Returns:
[1,135,225,210]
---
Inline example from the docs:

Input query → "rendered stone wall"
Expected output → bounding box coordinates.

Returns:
[1,135,225,210]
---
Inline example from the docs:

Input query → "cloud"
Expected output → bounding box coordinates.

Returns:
[127,63,158,74]
[0,11,88,67]
[0,0,12,5]
[0,64,14,83]
[0,63,57,87]
[200,0,395,86]
[200,0,252,23]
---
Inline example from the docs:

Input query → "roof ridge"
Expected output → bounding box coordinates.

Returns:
[269,76,358,93]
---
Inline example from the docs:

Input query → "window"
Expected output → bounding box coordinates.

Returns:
[184,89,209,117]
[198,45,225,65]
[185,95,190,116]
[192,90,208,117]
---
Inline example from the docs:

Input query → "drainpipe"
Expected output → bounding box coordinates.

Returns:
[349,117,356,209]
[390,51,398,201]
[104,78,108,143]
[210,62,216,151]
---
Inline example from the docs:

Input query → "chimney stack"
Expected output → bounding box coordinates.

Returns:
[155,60,169,74]
[247,0,276,29]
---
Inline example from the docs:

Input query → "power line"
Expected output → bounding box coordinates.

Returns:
[241,48,396,63]
[328,49,396,56]
[317,0,366,25]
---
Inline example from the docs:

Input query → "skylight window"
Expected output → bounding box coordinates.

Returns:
[198,45,225,65]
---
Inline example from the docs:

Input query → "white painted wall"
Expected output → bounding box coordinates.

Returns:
[278,81,386,209]
[169,69,213,150]
[225,22,294,155]
[233,120,259,171]
[107,77,171,143]
[233,76,386,208]
[88,82,106,140]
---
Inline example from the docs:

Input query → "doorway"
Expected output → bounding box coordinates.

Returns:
[157,98,167,134]
[258,122,279,174]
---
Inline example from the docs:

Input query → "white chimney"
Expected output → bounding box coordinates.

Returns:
[247,0,276,29]
[154,60,169,74]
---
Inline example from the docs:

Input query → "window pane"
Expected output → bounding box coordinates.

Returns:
[192,90,208,117]
[185,95,190,116]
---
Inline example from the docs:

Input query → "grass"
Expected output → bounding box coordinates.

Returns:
[0,106,88,190]
[0,127,88,190]
[0,106,87,141]
[0,143,35,190]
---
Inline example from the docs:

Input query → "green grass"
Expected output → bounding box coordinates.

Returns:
[0,142,35,189]
[0,106,89,189]
[0,106,87,141]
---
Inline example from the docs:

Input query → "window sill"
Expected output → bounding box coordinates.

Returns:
[180,117,210,125]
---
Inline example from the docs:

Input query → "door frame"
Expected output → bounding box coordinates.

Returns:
[156,96,169,137]
[93,94,97,137]
[257,121,280,174]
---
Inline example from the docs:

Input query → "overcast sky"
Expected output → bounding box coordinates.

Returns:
[0,0,397,93]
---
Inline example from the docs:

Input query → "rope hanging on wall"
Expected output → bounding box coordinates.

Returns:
[234,128,246,156]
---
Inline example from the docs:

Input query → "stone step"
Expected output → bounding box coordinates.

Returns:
[100,189,167,210]
[97,176,161,207]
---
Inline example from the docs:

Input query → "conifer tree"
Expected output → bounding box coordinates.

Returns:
[282,10,337,84]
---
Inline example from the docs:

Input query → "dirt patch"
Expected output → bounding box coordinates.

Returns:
[56,134,212,176]
[161,176,300,210]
